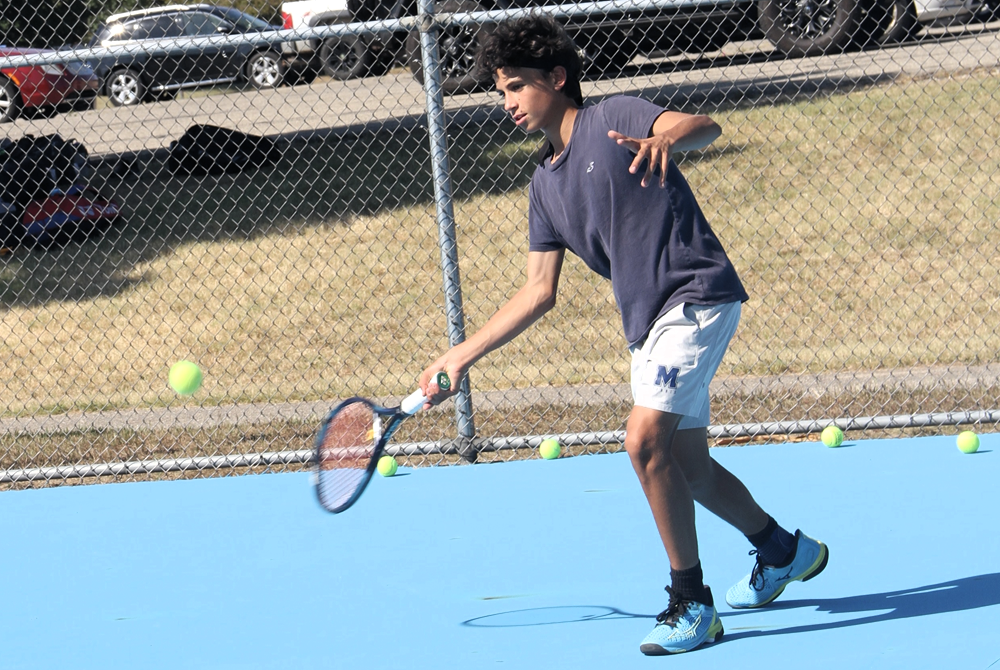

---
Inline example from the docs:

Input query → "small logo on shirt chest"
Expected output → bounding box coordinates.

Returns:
[587,161,595,173]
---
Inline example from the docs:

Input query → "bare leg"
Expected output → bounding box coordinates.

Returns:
[671,427,769,536]
[624,407,700,570]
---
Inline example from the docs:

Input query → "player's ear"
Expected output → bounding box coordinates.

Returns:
[549,66,567,92]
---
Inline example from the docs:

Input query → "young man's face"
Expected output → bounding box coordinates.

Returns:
[494,66,569,134]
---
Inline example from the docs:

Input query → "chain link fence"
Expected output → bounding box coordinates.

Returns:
[2,0,999,486]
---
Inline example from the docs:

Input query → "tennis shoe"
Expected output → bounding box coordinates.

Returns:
[639,586,724,655]
[726,530,829,609]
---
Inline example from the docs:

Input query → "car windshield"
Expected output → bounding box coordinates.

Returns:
[216,7,276,31]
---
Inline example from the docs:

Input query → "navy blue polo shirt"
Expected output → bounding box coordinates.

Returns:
[527,95,748,346]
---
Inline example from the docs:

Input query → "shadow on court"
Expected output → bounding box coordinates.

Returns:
[723,573,1000,641]
[463,605,654,627]
[462,573,1000,637]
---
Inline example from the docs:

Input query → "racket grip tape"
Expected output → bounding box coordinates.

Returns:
[400,372,452,415]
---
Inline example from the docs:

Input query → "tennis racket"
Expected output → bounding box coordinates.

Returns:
[314,372,451,513]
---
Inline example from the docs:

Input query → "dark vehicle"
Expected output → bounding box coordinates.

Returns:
[0,46,101,122]
[89,4,306,106]
[339,0,979,92]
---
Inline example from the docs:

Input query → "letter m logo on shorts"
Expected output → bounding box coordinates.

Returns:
[655,366,680,390]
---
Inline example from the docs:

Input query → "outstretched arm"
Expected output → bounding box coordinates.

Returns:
[419,249,565,403]
[608,110,722,187]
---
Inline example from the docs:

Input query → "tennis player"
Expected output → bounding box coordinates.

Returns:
[418,14,828,655]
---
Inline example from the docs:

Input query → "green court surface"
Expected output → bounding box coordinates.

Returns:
[1,434,997,669]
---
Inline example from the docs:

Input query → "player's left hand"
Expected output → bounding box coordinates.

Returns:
[608,130,674,188]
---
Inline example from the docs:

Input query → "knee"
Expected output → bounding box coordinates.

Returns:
[624,428,674,480]
[625,408,683,479]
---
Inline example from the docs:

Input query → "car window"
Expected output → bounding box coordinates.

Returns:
[144,15,184,39]
[115,18,164,41]
[179,12,229,36]
[100,21,140,43]
[216,7,275,31]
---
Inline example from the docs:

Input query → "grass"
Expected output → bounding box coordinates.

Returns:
[1,67,999,479]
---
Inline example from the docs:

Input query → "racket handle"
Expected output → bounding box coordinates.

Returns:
[400,389,426,415]
[400,372,451,415]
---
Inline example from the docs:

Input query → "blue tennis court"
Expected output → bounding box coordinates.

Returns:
[2,433,997,669]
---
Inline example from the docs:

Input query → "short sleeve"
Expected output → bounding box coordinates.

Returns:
[599,96,665,141]
[528,177,564,252]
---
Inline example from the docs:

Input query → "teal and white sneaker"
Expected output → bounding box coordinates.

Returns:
[639,587,724,655]
[726,530,829,609]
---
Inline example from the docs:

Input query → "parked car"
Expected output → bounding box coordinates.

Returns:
[283,0,982,92]
[88,4,309,106]
[0,46,101,122]
[879,0,983,44]
[281,0,393,79]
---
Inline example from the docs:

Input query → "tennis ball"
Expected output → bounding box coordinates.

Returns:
[821,425,844,448]
[957,431,980,454]
[539,438,561,460]
[168,360,202,396]
[377,455,398,477]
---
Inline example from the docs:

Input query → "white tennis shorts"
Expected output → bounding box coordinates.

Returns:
[629,301,741,429]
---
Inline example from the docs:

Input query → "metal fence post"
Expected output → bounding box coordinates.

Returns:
[417,0,478,462]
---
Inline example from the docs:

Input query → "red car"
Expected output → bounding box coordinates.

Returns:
[0,46,101,122]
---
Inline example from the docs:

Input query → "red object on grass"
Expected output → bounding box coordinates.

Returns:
[20,186,121,247]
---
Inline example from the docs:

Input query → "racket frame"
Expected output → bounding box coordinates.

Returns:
[314,372,450,513]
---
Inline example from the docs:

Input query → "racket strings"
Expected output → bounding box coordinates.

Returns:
[317,401,377,512]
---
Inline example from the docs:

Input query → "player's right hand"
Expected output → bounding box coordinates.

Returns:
[419,355,465,408]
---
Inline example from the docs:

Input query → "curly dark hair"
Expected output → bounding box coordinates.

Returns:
[475,14,583,106]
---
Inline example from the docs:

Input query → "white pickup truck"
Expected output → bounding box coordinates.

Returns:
[281,0,393,79]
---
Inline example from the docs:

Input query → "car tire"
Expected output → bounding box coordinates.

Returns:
[247,51,284,89]
[321,35,375,79]
[406,0,491,94]
[0,77,22,123]
[758,0,864,57]
[877,0,920,43]
[106,69,145,106]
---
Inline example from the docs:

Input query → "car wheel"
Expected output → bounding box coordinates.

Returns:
[321,35,375,79]
[406,0,491,94]
[758,0,864,57]
[247,51,284,89]
[106,69,145,106]
[1,77,22,122]
[877,0,920,43]
[982,0,1000,20]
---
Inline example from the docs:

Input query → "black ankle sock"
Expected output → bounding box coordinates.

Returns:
[747,516,797,567]
[669,562,713,607]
